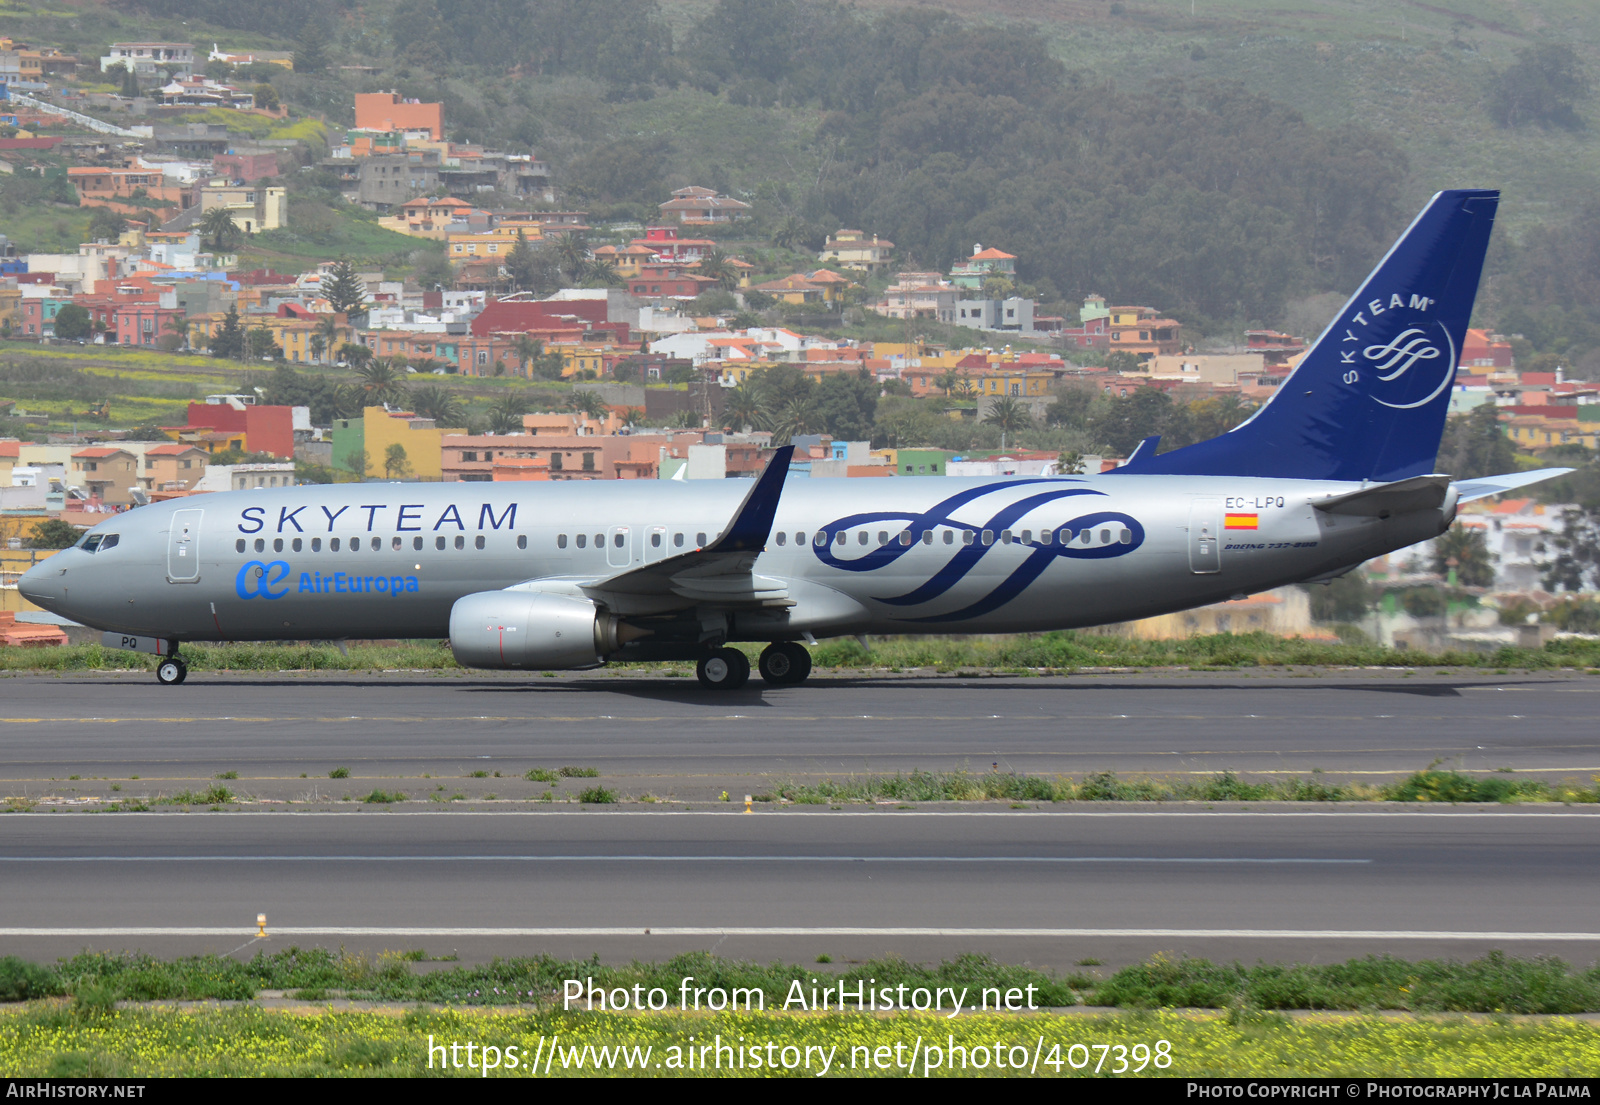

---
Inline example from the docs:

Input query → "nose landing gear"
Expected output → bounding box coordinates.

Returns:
[155,656,188,685]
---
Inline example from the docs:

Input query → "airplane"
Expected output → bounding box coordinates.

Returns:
[19,188,1571,689]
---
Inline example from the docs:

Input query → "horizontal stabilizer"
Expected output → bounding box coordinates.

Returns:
[1312,475,1452,517]
[1453,468,1573,504]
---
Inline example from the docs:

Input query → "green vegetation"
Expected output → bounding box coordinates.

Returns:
[7,947,1600,1015]
[577,786,618,804]
[768,769,1597,806]
[558,766,602,778]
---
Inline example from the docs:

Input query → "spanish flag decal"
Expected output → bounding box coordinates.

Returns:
[1224,513,1259,530]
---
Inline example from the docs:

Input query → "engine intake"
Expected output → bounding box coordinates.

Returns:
[449,591,635,671]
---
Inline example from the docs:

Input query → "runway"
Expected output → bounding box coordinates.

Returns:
[4,670,1598,971]
[2,670,1599,791]
[2,809,1599,970]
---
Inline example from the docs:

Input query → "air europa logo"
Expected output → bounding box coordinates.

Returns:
[236,560,290,600]
[815,481,1144,622]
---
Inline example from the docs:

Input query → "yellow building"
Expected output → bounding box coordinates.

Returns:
[0,285,21,334]
[555,343,611,379]
[447,229,524,259]
[359,406,463,481]
[970,368,1055,397]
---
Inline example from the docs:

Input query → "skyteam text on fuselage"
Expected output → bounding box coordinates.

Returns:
[19,189,1571,688]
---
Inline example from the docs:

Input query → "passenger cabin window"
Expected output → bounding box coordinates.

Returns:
[437,536,447,550]
[943,530,954,544]
[835,531,847,546]
[331,538,342,551]
[776,532,786,546]
[963,531,975,545]
[1000,530,1012,545]
[982,530,994,545]
[1120,528,1133,544]
[274,538,284,552]
[697,532,708,547]
[857,531,868,545]
[235,539,246,553]
[557,534,567,549]
[594,533,604,548]
[795,532,806,545]
[455,536,465,550]
[518,535,528,550]
[392,537,402,551]
[311,538,321,552]
[922,531,933,545]
[293,538,303,552]
[650,532,660,548]
[414,537,424,551]
[476,536,486,550]
[878,531,888,544]
[813,532,827,547]
[899,531,912,546]
[613,533,625,548]
[673,533,685,548]
[370,537,381,551]
[576,534,586,548]
[254,538,265,553]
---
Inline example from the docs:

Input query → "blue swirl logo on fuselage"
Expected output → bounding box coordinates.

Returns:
[813,480,1143,621]
[236,560,291,600]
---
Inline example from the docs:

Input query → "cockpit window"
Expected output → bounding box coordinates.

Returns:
[79,533,117,553]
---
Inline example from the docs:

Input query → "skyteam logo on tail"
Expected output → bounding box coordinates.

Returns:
[1338,293,1457,411]
[815,481,1144,621]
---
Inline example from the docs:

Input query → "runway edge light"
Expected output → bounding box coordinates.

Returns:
[257,913,267,938]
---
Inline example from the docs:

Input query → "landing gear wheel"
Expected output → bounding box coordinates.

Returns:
[155,657,187,686]
[697,647,750,690]
[759,642,813,686]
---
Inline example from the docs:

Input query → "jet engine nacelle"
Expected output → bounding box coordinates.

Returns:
[449,590,627,671]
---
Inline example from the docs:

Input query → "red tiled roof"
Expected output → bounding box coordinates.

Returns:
[72,447,132,459]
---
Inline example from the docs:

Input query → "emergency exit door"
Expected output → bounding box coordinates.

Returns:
[1188,499,1221,574]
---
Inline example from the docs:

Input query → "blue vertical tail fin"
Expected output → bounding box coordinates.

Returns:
[1117,189,1499,483]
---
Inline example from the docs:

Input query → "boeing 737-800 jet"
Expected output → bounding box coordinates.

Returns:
[18,188,1569,689]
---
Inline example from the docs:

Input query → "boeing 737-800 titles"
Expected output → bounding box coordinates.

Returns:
[18,189,1569,689]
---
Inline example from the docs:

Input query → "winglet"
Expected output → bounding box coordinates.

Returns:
[706,445,794,553]
[1115,435,1162,472]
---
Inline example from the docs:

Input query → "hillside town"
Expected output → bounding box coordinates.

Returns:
[1,41,1598,649]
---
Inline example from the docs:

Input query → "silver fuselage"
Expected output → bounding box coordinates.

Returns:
[20,473,1449,643]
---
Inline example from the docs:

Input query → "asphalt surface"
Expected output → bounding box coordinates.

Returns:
[2,809,1598,970]
[4,670,1599,970]
[1,669,1598,784]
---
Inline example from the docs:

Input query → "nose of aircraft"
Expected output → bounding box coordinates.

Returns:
[17,557,62,607]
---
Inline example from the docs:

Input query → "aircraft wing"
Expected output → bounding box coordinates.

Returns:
[582,445,796,608]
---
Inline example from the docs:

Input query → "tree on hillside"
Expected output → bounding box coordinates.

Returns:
[1431,524,1496,588]
[294,18,328,74]
[724,383,764,432]
[88,207,125,242]
[1487,44,1591,131]
[568,390,608,420]
[408,384,463,426]
[580,258,624,288]
[486,393,529,435]
[698,249,739,291]
[355,359,408,408]
[28,519,82,550]
[53,304,90,341]
[512,333,544,378]
[982,394,1032,447]
[200,207,241,252]
[322,260,367,316]
[1437,404,1515,481]
[245,327,281,361]
[210,305,245,360]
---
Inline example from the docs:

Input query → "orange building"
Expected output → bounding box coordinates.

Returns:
[354,92,444,140]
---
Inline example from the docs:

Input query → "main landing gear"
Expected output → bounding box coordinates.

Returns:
[696,647,750,690]
[758,642,812,686]
[155,655,188,685]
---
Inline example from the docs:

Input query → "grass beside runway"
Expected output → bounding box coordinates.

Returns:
[8,949,1600,1015]
[2,1004,1599,1077]
[1,632,1598,675]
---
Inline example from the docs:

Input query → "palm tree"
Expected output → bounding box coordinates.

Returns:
[486,392,530,435]
[984,394,1033,451]
[579,258,624,288]
[512,333,543,378]
[408,384,463,426]
[620,406,645,428]
[556,233,590,284]
[723,383,764,432]
[772,215,810,251]
[568,390,608,420]
[698,249,739,291]
[768,396,819,445]
[355,359,408,408]
[199,207,240,252]
[314,316,341,363]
